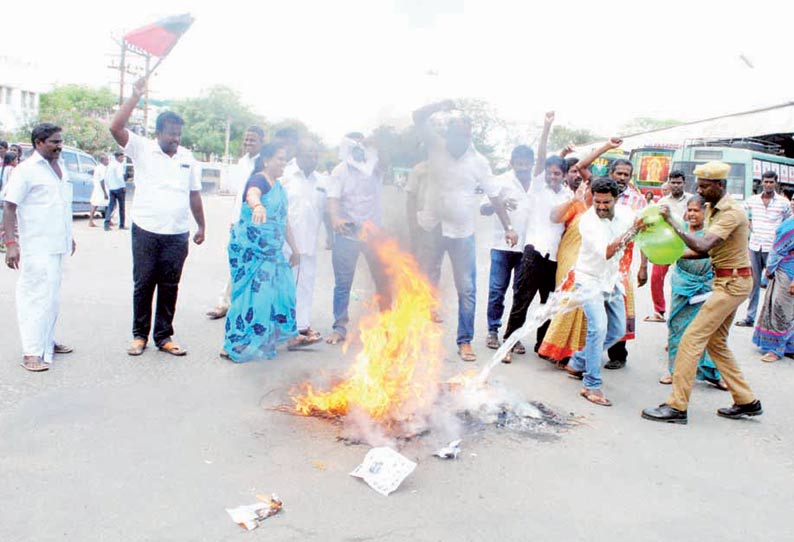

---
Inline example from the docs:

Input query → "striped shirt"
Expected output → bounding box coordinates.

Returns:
[744,192,791,251]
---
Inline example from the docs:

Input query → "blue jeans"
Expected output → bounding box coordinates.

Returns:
[486,249,524,333]
[744,249,768,323]
[105,188,126,228]
[569,285,626,390]
[417,227,477,345]
[331,235,390,338]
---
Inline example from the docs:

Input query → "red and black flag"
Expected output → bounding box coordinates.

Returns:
[123,13,194,58]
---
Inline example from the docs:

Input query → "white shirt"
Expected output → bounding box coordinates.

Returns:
[413,145,499,238]
[745,192,791,251]
[281,167,327,255]
[574,205,634,293]
[326,161,383,227]
[124,131,202,235]
[657,192,692,224]
[484,170,533,253]
[230,153,259,224]
[92,162,107,188]
[4,151,73,255]
[524,173,572,261]
[104,159,126,191]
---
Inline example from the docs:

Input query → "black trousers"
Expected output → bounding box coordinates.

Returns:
[105,188,126,228]
[132,224,189,346]
[608,340,628,362]
[503,245,557,350]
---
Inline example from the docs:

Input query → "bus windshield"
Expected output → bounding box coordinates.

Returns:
[672,161,747,199]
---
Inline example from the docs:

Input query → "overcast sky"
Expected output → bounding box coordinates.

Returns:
[3,0,793,144]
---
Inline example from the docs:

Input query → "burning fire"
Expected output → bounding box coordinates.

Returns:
[291,228,443,428]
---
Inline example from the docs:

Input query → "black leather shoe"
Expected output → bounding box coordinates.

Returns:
[641,404,688,424]
[717,400,763,419]
[604,359,626,370]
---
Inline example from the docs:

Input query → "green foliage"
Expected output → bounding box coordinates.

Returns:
[27,85,117,156]
[548,125,602,152]
[169,86,265,161]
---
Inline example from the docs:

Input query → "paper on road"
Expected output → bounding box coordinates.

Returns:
[350,447,417,496]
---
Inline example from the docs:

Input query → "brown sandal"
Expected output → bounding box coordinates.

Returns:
[564,365,584,380]
[53,343,73,354]
[158,342,187,356]
[127,338,147,356]
[20,356,49,372]
[458,343,477,362]
[288,333,322,351]
[580,388,612,407]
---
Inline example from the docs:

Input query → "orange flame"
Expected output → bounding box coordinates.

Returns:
[291,227,443,426]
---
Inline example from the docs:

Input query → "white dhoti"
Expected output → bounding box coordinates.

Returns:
[217,279,231,310]
[294,253,317,331]
[16,253,64,363]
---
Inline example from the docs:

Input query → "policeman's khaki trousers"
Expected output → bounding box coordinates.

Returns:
[668,275,756,411]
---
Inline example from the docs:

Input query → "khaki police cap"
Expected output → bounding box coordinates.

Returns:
[693,161,730,181]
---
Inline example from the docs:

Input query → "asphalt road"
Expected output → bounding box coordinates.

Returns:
[1,188,792,541]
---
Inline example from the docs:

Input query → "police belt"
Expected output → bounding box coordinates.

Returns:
[713,267,752,278]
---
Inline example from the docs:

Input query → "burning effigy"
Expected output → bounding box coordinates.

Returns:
[286,226,580,445]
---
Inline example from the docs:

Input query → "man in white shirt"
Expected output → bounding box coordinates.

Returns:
[325,132,391,345]
[642,170,691,322]
[736,170,791,327]
[205,126,264,320]
[565,177,642,406]
[480,145,534,350]
[88,155,108,228]
[103,150,127,230]
[410,101,518,362]
[281,137,327,340]
[604,158,646,370]
[3,123,76,372]
[110,77,206,357]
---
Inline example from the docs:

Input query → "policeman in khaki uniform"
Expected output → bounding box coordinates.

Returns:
[642,161,763,424]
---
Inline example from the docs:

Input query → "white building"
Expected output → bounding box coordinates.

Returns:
[0,56,48,135]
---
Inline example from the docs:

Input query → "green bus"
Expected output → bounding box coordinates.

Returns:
[671,142,794,200]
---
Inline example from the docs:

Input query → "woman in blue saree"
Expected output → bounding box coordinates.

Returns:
[661,195,726,389]
[753,216,794,362]
[221,143,318,362]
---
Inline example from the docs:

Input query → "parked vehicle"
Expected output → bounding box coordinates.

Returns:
[671,139,794,200]
[12,143,108,216]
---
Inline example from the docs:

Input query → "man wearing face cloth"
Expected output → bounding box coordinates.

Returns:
[325,132,391,345]
[410,100,518,362]
[110,77,206,358]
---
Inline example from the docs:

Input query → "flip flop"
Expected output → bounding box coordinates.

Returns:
[20,357,49,372]
[580,388,612,407]
[288,334,322,351]
[206,307,227,320]
[512,341,526,355]
[761,352,781,363]
[127,338,147,356]
[159,342,187,356]
[53,343,73,354]
[659,374,673,385]
[564,366,584,380]
[643,313,666,323]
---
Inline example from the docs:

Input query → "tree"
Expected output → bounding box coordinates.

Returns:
[169,86,265,161]
[548,125,602,153]
[620,117,682,135]
[25,85,117,156]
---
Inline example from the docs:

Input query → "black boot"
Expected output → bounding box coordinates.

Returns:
[641,404,688,424]
[717,400,763,419]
